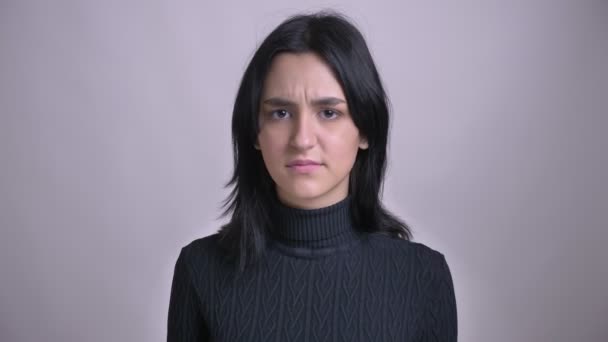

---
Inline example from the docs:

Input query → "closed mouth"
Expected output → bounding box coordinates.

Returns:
[287,160,321,167]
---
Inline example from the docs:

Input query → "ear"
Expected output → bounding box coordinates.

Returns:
[254,140,260,150]
[359,137,369,150]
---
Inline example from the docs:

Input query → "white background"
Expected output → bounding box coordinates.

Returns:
[1,1,607,341]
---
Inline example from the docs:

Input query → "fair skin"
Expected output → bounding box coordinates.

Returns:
[255,52,368,209]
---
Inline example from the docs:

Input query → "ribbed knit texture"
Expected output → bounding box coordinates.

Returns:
[167,195,458,341]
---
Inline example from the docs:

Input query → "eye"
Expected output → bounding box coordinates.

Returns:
[320,109,340,120]
[270,109,290,120]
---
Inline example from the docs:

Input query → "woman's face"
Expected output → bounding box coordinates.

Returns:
[256,52,368,209]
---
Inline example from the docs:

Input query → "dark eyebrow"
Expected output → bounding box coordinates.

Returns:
[262,97,296,107]
[262,97,346,107]
[312,97,346,106]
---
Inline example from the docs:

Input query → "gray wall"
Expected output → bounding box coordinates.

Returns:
[1,1,606,341]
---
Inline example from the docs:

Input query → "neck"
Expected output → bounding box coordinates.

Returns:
[267,193,363,258]
[274,190,349,210]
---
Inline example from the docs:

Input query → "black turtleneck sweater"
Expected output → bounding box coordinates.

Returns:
[167,195,458,341]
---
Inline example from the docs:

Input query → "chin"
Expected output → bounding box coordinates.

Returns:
[289,190,325,200]
[280,185,326,201]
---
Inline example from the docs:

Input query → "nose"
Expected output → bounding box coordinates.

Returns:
[289,110,316,150]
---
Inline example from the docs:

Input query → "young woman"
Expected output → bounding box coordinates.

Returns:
[168,11,457,342]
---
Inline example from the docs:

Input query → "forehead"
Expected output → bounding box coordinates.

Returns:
[261,52,345,98]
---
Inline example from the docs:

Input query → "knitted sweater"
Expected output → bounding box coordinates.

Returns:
[167,195,458,341]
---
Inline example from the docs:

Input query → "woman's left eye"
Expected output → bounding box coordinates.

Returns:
[320,109,339,119]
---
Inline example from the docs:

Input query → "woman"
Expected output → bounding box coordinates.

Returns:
[168,10,457,341]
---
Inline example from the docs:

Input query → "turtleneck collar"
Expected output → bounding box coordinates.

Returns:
[267,194,364,258]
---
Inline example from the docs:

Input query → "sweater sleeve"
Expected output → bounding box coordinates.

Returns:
[167,247,210,342]
[420,252,458,341]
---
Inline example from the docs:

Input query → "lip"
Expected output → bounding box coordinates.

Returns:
[287,163,321,174]
[287,159,322,167]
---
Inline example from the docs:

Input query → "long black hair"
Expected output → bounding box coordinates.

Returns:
[216,10,412,272]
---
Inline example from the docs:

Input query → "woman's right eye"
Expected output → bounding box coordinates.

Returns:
[271,109,290,119]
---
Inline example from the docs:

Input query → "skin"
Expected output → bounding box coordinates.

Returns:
[255,52,368,209]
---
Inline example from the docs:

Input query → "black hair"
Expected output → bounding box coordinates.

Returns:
[216,10,412,272]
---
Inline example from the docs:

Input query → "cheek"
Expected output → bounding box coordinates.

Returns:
[325,136,360,168]
[258,131,286,164]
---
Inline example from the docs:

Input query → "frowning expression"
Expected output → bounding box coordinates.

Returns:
[255,52,368,209]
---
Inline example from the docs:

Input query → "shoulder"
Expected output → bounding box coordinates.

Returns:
[368,233,455,296]
[175,233,224,270]
[368,232,445,259]
[182,232,222,253]
[367,233,450,273]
